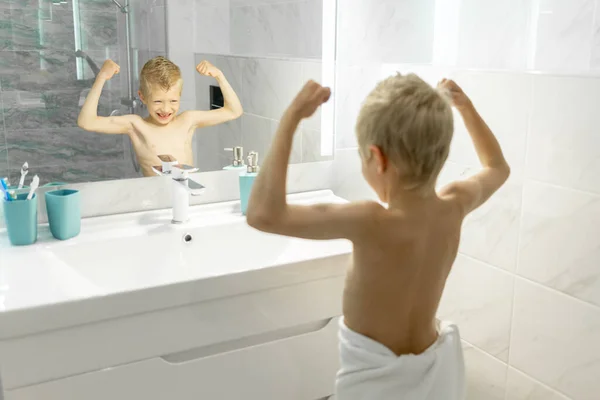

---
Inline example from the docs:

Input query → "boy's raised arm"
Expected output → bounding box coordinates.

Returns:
[183,61,243,129]
[438,79,510,215]
[246,81,382,241]
[77,59,140,135]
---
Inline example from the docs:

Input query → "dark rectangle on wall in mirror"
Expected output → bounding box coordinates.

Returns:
[210,85,224,110]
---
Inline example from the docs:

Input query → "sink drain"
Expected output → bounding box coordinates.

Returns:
[183,233,193,243]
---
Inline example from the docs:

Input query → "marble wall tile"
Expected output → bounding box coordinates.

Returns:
[0,6,75,51]
[130,0,150,51]
[79,8,120,51]
[505,368,571,400]
[510,279,600,400]
[166,50,196,102]
[148,5,167,53]
[242,57,303,121]
[447,71,531,175]
[165,0,194,53]
[518,181,600,307]
[0,50,78,91]
[8,159,137,187]
[331,148,377,201]
[438,255,514,361]
[241,113,302,164]
[1,88,114,130]
[460,176,523,272]
[194,5,230,54]
[456,0,531,70]
[463,342,508,400]
[195,125,222,171]
[334,63,380,149]
[533,0,595,71]
[526,75,600,194]
[5,128,124,168]
[194,53,244,110]
[336,0,435,65]
[300,60,322,131]
[592,1,600,70]
[302,128,331,163]
[0,128,8,180]
[231,0,322,59]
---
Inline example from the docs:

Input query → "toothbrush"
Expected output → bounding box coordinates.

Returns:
[0,178,10,201]
[26,175,39,201]
[18,162,28,189]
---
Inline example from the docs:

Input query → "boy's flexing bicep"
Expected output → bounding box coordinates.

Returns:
[183,108,241,130]
[439,166,510,216]
[78,114,141,135]
[247,201,383,241]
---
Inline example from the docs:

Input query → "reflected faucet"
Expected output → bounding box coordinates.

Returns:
[152,155,205,224]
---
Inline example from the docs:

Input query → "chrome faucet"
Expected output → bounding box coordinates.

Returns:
[152,155,205,224]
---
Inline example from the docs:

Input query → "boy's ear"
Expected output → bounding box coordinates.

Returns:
[369,145,387,174]
[138,90,146,104]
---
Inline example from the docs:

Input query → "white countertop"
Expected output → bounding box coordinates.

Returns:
[0,191,352,339]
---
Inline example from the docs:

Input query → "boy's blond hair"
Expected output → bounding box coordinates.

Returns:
[356,73,454,192]
[139,56,182,98]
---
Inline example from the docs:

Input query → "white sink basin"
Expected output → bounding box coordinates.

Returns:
[0,190,352,334]
[50,220,342,293]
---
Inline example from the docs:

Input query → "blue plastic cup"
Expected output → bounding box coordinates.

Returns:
[45,189,81,241]
[2,193,38,246]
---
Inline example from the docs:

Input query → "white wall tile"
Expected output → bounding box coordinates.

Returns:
[506,368,571,400]
[463,342,507,400]
[331,148,377,201]
[336,0,435,64]
[592,1,600,70]
[166,0,195,52]
[166,51,196,102]
[242,58,303,121]
[525,75,600,194]
[432,0,461,66]
[195,126,222,171]
[448,71,531,175]
[438,255,515,361]
[456,0,531,70]
[301,60,323,131]
[518,181,600,307]
[149,6,167,52]
[334,63,380,149]
[194,6,230,54]
[510,279,600,400]
[231,0,322,59]
[459,176,523,272]
[194,54,244,110]
[533,0,595,71]
[302,128,331,163]
[241,114,301,165]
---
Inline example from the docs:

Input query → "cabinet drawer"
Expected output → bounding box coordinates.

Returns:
[1,276,345,390]
[8,317,341,400]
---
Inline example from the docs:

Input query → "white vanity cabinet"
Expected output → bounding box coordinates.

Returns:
[3,276,345,400]
[0,191,352,400]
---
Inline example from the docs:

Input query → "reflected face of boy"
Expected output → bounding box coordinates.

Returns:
[140,81,182,125]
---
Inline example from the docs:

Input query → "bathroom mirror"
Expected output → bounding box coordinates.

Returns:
[0,0,335,186]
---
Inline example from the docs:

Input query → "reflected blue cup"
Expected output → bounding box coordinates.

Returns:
[45,189,81,241]
[2,193,38,246]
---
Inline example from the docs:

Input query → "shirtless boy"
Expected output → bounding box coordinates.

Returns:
[77,56,243,176]
[246,76,510,399]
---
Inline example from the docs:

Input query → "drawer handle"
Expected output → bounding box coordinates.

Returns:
[161,318,334,364]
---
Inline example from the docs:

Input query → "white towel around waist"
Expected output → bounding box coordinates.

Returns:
[335,319,465,400]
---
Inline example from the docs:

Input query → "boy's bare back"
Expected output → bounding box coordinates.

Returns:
[343,195,462,356]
